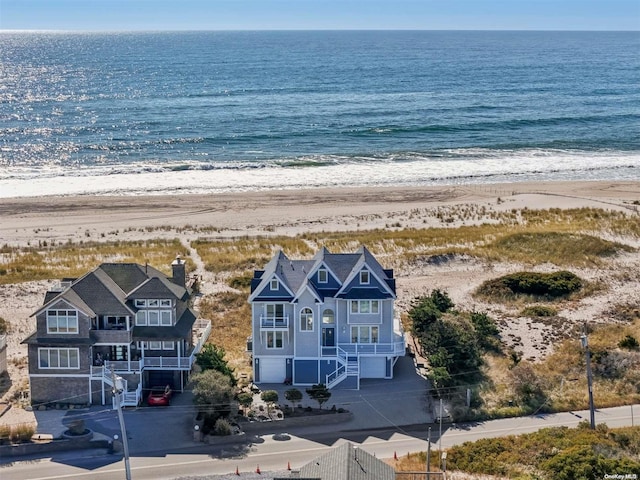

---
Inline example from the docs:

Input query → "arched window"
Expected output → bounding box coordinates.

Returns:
[300,308,313,331]
[322,309,335,324]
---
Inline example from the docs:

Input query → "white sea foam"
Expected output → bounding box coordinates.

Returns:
[0,150,638,198]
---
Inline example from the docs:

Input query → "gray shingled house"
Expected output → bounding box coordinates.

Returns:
[23,257,211,408]
[285,442,396,480]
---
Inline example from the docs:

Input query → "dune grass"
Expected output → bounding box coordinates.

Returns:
[192,236,314,275]
[197,291,253,377]
[0,239,188,284]
[478,318,640,419]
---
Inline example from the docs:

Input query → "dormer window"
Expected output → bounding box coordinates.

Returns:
[318,269,328,283]
[360,270,370,284]
[270,279,279,291]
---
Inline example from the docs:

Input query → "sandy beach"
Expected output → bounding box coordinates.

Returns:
[1,179,640,420]
[1,180,639,246]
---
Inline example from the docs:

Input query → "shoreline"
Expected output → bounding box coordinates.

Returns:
[1,179,639,246]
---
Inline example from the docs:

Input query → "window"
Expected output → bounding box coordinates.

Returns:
[318,269,328,283]
[300,308,313,331]
[266,304,284,319]
[162,341,174,350]
[350,300,380,314]
[322,309,335,324]
[46,310,78,334]
[136,311,146,326]
[350,326,379,344]
[360,270,370,284]
[270,279,279,291]
[38,348,80,369]
[160,299,172,307]
[148,311,159,326]
[266,331,284,349]
[148,299,159,307]
[160,311,172,326]
[149,341,162,350]
[134,299,146,307]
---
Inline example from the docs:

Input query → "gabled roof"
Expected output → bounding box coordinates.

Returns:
[295,442,395,480]
[249,250,311,301]
[336,246,396,299]
[250,246,395,303]
[34,262,187,318]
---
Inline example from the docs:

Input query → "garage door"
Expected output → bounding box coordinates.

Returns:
[148,370,175,389]
[259,357,286,383]
[360,357,386,378]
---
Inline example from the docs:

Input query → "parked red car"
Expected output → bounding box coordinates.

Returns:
[147,385,172,406]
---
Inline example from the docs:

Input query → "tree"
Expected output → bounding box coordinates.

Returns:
[237,392,253,416]
[196,344,236,386]
[284,388,303,411]
[306,384,331,409]
[429,289,455,313]
[191,369,235,417]
[409,292,483,390]
[260,390,279,415]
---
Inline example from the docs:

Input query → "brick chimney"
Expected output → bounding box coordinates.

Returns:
[171,255,186,287]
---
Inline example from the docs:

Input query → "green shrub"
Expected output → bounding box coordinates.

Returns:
[619,335,640,350]
[476,270,583,301]
[520,305,558,317]
[213,418,232,436]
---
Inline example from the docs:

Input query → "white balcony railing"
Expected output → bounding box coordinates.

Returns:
[260,316,289,329]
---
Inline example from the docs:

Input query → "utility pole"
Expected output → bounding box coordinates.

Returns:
[438,398,443,471]
[438,399,443,450]
[111,366,132,480]
[580,323,596,429]
[426,426,431,480]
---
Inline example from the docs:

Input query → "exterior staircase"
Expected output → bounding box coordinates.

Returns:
[326,347,360,389]
[90,365,142,408]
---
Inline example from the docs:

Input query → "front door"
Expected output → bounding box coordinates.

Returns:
[322,327,335,347]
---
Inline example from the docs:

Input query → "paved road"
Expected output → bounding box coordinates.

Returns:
[3,404,638,480]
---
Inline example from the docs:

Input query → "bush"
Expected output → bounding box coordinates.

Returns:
[619,335,640,350]
[520,305,558,317]
[213,418,232,436]
[476,271,583,301]
[8,423,35,443]
[0,316,7,335]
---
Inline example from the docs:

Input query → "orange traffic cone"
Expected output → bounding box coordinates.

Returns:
[287,461,291,470]
[235,466,240,475]
[256,464,261,474]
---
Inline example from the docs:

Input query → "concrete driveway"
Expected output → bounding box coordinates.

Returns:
[60,390,199,455]
[47,355,429,454]
[255,355,432,430]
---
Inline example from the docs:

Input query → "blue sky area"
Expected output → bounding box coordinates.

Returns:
[0,0,638,31]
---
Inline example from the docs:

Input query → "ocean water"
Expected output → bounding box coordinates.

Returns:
[0,30,639,197]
